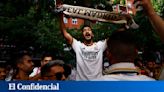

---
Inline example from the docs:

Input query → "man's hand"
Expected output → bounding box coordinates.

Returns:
[52,4,64,14]
[141,0,155,15]
[50,0,63,14]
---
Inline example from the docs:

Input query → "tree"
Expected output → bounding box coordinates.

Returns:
[0,0,164,62]
[151,0,164,17]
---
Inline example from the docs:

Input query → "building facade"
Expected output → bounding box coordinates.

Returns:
[63,17,84,29]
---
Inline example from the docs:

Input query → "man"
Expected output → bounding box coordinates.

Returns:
[140,60,156,78]
[95,31,155,81]
[60,14,107,80]
[0,62,7,80]
[40,60,66,80]
[30,53,54,77]
[41,53,54,66]
[13,52,34,80]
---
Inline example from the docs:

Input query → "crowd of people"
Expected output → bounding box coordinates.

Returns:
[0,0,164,81]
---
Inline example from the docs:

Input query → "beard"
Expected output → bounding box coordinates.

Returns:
[85,36,92,40]
[26,67,34,75]
[84,35,94,42]
[83,32,93,41]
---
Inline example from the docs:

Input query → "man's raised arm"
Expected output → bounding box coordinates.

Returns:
[59,14,73,44]
[142,0,164,42]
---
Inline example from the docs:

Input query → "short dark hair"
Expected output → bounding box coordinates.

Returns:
[41,53,54,61]
[81,24,92,31]
[108,31,136,46]
[107,31,137,61]
[63,64,71,78]
[15,52,31,64]
[41,60,64,77]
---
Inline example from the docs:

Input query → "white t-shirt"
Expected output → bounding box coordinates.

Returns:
[29,67,41,77]
[72,38,107,80]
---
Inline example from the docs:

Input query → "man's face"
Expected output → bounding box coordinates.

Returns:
[18,55,34,74]
[147,61,154,69]
[41,57,53,66]
[153,68,161,79]
[82,27,94,41]
[44,66,66,80]
[0,67,6,80]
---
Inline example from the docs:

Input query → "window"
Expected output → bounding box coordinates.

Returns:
[72,18,77,24]
[63,17,68,24]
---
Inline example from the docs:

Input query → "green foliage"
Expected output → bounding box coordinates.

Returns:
[133,11,163,50]
[0,0,164,61]
[113,0,121,4]
[151,0,164,17]
[0,1,66,59]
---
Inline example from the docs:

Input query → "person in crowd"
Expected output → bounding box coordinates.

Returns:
[30,53,54,77]
[12,52,34,80]
[159,66,164,80]
[63,64,72,80]
[134,58,147,75]
[146,60,156,77]
[40,53,55,66]
[0,62,7,80]
[40,60,66,80]
[95,31,155,81]
[59,14,107,80]
[153,66,161,80]
[5,64,14,81]
[64,64,76,80]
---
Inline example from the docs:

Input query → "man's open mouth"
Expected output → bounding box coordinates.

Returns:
[85,33,91,36]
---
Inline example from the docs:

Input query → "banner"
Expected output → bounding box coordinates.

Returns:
[62,4,128,24]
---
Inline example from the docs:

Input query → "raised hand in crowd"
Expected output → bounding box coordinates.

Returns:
[141,0,164,42]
